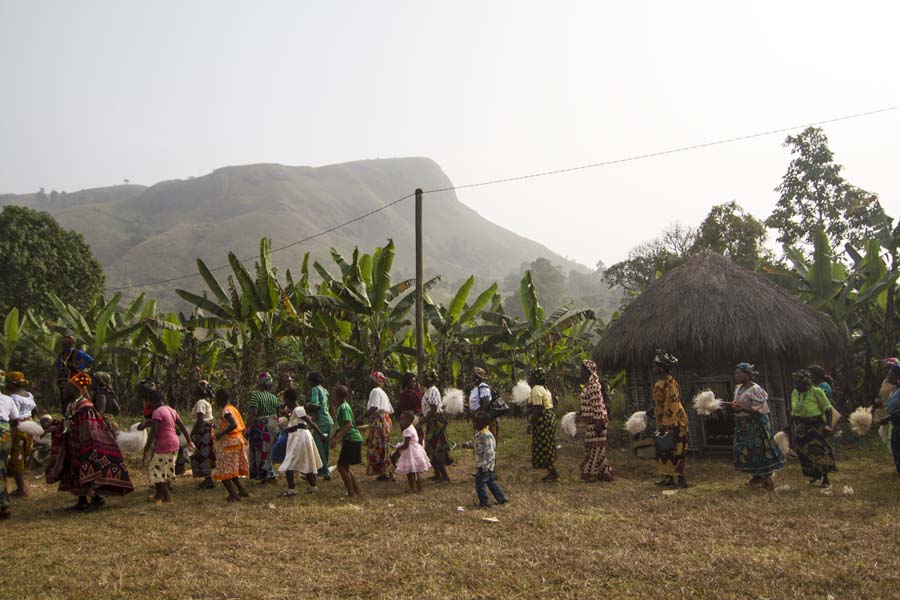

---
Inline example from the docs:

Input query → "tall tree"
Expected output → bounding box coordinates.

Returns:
[603,223,695,294]
[0,205,105,318]
[766,127,885,254]
[503,257,568,317]
[691,201,769,269]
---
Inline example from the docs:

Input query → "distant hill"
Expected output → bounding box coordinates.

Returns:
[1,158,601,310]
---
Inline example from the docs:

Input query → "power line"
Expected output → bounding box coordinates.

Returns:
[106,103,899,292]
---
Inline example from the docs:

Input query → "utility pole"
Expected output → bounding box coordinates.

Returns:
[415,188,425,382]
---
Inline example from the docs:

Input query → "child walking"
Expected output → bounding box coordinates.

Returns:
[330,385,363,498]
[473,411,507,508]
[278,389,324,496]
[144,391,194,505]
[393,410,431,493]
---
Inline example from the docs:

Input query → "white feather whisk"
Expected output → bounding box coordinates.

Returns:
[848,407,874,436]
[624,411,648,435]
[773,431,790,456]
[116,422,148,455]
[17,420,44,437]
[560,412,577,437]
[511,380,532,405]
[441,388,465,416]
[692,390,722,416]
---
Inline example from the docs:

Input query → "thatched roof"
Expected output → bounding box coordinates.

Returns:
[596,252,841,370]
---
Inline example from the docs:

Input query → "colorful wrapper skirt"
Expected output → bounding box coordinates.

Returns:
[212,438,249,481]
[0,422,10,509]
[531,409,557,469]
[656,425,688,476]
[7,426,33,475]
[794,416,836,479]
[581,422,614,481]
[190,421,217,478]
[248,416,279,481]
[425,415,453,468]
[733,414,784,476]
[367,412,393,476]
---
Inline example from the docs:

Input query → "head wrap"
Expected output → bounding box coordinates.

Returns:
[0,371,5,386]
[528,367,546,385]
[6,371,28,387]
[258,372,273,387]
[39,414,52,422]
[423,368,439,383]
[473,367,488,381]
[194,379,214,398]
[793,369,812,385]
[735,363,757,377]
[369,370,386,385]
[93,371,112,389]
[582,360,598,378]
[890,364,900,377]
[884,357,900,368]
[653,349,678,367]
[69,372,92,393]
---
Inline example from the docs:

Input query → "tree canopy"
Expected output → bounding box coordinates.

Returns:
[0,205,105,317]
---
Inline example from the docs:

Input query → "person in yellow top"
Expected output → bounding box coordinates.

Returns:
[789,369,836,487]
[526,367,558,482]
[649,350,689,488]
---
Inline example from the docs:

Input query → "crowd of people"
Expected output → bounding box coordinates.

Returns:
[2,340,900,521]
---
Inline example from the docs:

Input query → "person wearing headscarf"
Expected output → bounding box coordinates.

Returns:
[419,368,452,482]
[363,370,394,481]
[90,371,120,416]
[5,371,36,498]
[649,350,689,488]
[0,371,20,519]
[246,372,281,483]
[54,335,93,407]
[877,361,900,476]
[190,380,217,489]
[306,371,334,480]
[807,365,834,403]
[579,360,614,482]
[790,369,836,487]
[45,373,134,511]
[729,363,784,491]
[527,367,558,482]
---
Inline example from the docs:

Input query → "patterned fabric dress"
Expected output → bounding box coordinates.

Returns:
[247,390,280,481]
[7,427,32,476]
[367,413,393,476]
[212,404,249,481]
[580,361,613,481]
[791,387,836,479]
[0,421,10,510]
[423,385,453,468]
[652,375,689,476]
[732,383,784,476]
[46,397,134,496]
[190,398,216,478]
[530,385,557,470]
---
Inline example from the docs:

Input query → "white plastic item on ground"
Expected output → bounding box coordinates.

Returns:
[842,485,855,496]
[692,390,722,416]
[441,388,465,416]
[624,411,648,435]
[481,517,500,523]
[511,380,532,405]
[848,407,873,436]
[560,412,577,437]
[775,484,792,493]
[773,431,790,456]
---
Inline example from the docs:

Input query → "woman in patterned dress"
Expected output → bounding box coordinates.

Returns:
[728,363,784,491]
[363,370,394,481]
[527,367,558,483]
[246,372,281,483]
[579,360,614,482]
[420,368,452,482]
[189,380,217,489]
[649,350,689,488]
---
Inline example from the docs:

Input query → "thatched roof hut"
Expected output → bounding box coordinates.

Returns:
[596,252,841,452]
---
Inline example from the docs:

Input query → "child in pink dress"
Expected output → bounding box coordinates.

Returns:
[393,410,431,493]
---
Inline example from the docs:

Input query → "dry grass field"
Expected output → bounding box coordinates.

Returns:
[3,418,899,599]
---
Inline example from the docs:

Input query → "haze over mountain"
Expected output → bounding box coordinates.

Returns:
[1,157,597,309]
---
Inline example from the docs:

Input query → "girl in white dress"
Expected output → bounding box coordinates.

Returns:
[393,410,431,493]
[279,389,324,495]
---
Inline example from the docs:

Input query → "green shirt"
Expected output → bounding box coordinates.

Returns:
[336,402,362,443]
[309,385,334,425]
[248,390,280,417]
[791,386,831,418]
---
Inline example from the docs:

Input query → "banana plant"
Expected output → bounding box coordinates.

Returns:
[0,307,30,370]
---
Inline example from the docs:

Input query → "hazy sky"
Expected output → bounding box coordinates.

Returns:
[2,1,898,267]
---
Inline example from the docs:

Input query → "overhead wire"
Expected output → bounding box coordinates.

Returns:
[105,103,899,292]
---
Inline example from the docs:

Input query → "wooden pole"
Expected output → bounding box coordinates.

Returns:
[415,188,425,381]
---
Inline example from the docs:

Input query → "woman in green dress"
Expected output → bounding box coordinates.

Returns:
[306,372,333,481]
[790,369,837,487]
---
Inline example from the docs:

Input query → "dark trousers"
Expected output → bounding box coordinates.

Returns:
[475,467,507,506]
[892,418,900,475]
